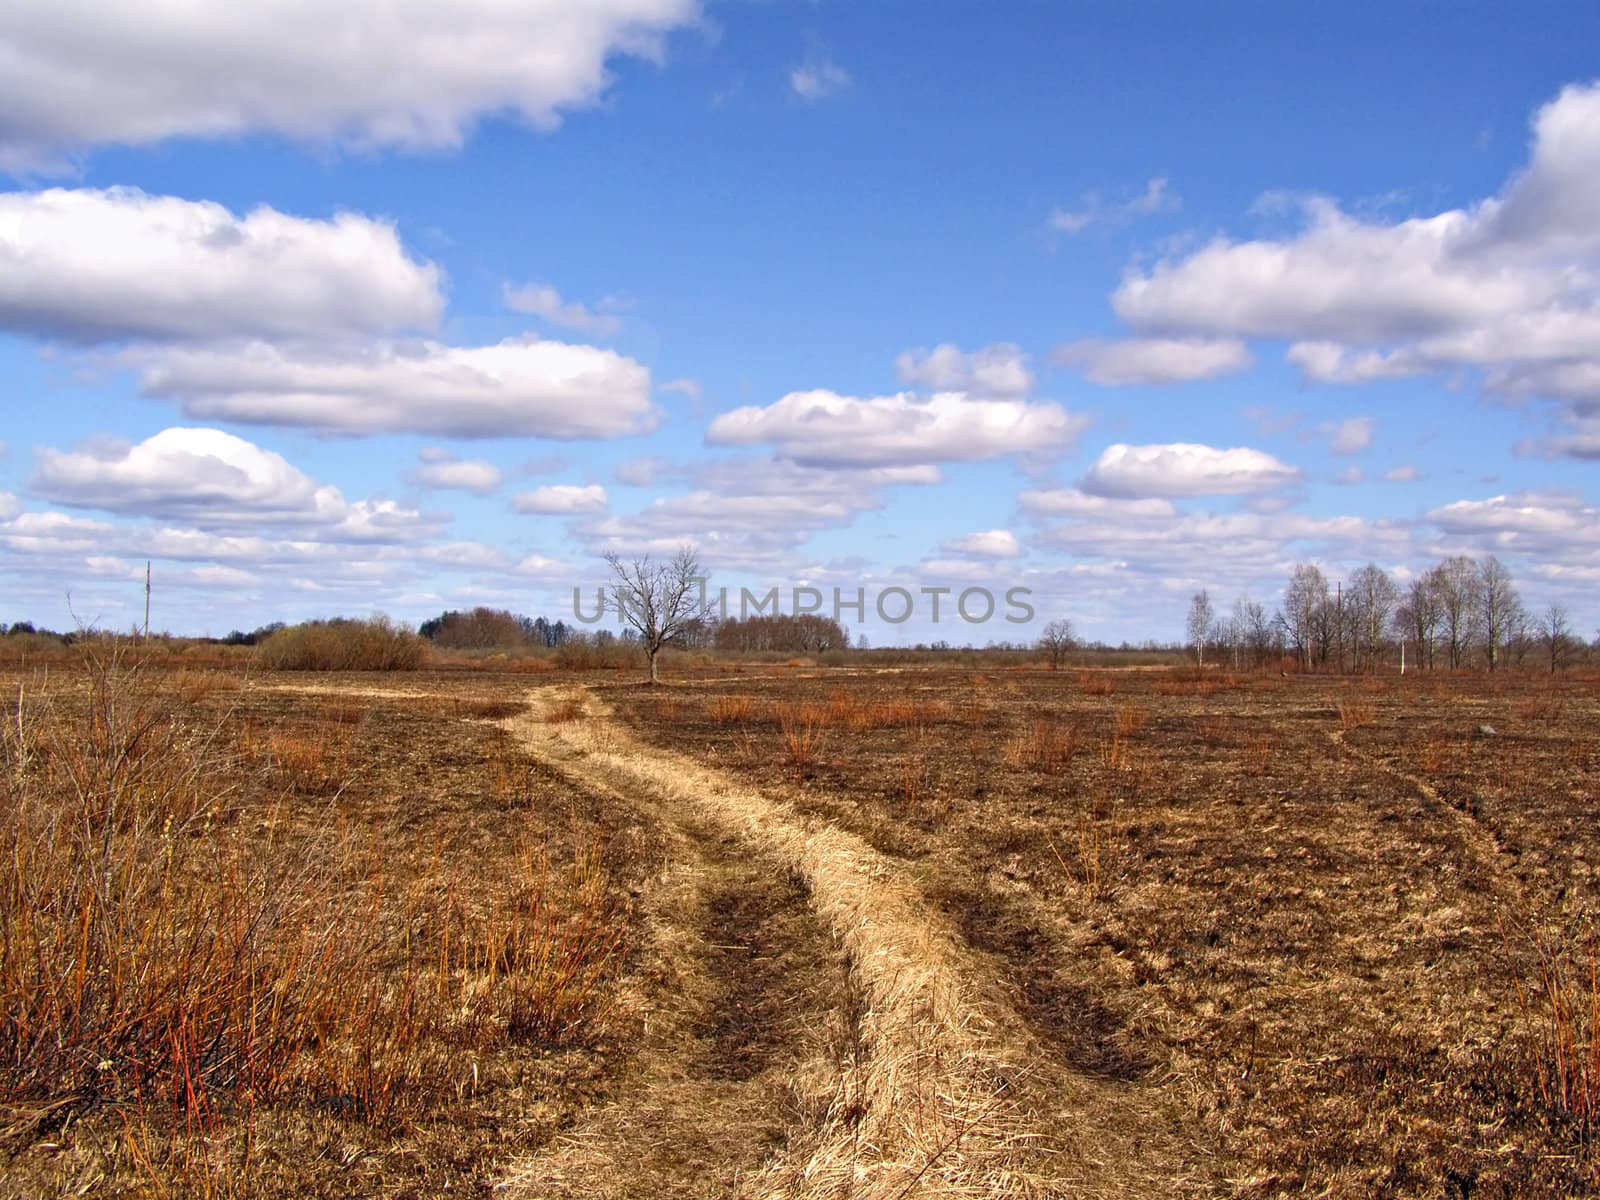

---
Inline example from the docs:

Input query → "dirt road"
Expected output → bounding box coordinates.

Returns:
[500,684,1205,1199]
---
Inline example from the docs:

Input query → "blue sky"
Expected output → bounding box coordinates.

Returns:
[1,2,1597,644]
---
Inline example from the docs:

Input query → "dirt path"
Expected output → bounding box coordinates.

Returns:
[500,685,1198,1200]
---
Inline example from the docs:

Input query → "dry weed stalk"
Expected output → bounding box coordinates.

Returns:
[1338,697,1377,731]
[778,705,824,771]
[1501,916,1600,1133]
[1003,718,1080,774]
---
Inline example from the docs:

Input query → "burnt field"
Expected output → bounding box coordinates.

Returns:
[2,655,1598,1197]
[605,664,1600,1196]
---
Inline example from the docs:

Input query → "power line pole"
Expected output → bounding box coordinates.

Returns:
[144,561,151,640]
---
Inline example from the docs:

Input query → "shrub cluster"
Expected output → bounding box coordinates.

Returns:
[257,615,425,671]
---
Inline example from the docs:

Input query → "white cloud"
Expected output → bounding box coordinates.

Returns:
[1018,488,1178,520]
[1428,491,1600,547]
[895,343,1032,399]
[417,541,507,569]
[1107,82,1600,455]
[502,282,622,337]
[411,451,501,495]
[31,426,434,541]
[662,377,703,400]
[1080,442,1302,499]
[615,456,670,486]
[942,530,1021,558]
[790,58,850,101]
[1332,466,1365,486]
[1324,416,1376,455]
[1053,337,1251,385]
[1286,341,1424,384]
[706,389,1087,468]
[0,493,17,521]
[0,188,440,344]
[137,336,655,439]
[512,554,574,578]
[0,0,700,170]
[1384,465,1422,482]
[513,484,609,514]
[1049,177,1178,235]
[577,459,936,569]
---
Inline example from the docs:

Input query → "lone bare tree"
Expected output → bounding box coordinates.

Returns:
[1538,602,1574,674]
[1037,618,1076,669]
[604,546,711,684]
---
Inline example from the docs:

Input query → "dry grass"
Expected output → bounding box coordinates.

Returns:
[543,695,587,724]
[0,652,628,1195]
[707,694,755,723]
[1003,717,1081,773]
[776,704,824,772]
[1078,670,1115,696]
[1338,696,1377,731]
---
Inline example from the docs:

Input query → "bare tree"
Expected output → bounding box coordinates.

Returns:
[1186,589,1215,668]
[1244,598,1277,668]
[1282,563,1329,671]
[1476,555,1522,673]
[1037,618,1076,669]
[1398,572,1442,669]
[1348,563,1398,673]
[604,546,712,684]
[1434,556,1478,669]
[1538,603,1574,674]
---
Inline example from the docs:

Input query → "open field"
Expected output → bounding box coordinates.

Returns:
[4,655,1599,1196]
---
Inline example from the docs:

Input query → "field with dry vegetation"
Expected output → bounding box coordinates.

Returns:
[3,648,1598,1197]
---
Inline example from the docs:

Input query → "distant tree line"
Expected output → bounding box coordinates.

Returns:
[709,613,849,654]
[1182,554,1587,673]
[417,607,576,649]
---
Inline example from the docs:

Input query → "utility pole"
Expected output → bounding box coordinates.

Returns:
[144,561,151,640]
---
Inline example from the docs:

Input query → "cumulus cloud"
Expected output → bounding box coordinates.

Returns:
[1049,177,1178,235]
[137,336,655,438]
[411,450,501,495]
[0,0,700,170]
[706,389,1087,468]
[1106,82,1600,453]
[513,484,609,514]
[942,530,1021,558]
[1428,490,1600,550]
[34,427,342,520]
[502,282,622,336]
[31,426,433,541]
[1384,465,1422,482]
[1053,337,1252,385]
[0,188,440,344]
[1080,443,1302,499]
[790,58,850,101]
[895,343,1033,399]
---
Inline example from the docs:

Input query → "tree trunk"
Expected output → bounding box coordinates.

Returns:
[648,648,659,684]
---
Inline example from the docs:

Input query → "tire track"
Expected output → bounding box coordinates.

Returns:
[501,685,1191,1199]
